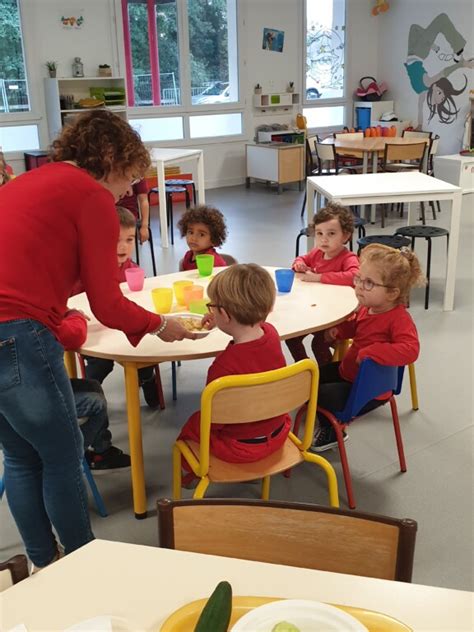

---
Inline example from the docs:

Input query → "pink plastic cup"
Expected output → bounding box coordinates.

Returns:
[183,284,204,309]
[125,267,145,291]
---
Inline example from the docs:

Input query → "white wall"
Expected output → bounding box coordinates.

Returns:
[377,0,473,154]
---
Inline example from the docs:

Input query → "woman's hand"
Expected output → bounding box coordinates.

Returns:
[293,261,309,273]
[301,271,321,283]
[157,317,197,342]
[201,312,216,330]
[324,327,339,342]
[139,224,149,244]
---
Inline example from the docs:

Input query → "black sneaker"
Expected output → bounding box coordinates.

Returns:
[86,446,131,471]
[141,376,160,409]
[310,426,348,453]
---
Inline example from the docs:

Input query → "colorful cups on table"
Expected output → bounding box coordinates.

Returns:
[173,280,194,306]
[125,267,145,292]
[183,284,204,309]
[196,254,214,277]
[189,299,209,315]
[275,269,295,293]
[151,288,173,314]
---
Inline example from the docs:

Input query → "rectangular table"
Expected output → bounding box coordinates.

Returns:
[1,540,472,631]
[306,172,462,310]
[149,148,205,248]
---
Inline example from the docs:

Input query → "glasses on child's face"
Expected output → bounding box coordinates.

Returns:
[354,275,394,292]
[206,302,223,312]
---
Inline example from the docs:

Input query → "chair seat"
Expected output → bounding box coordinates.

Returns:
[165,178,194,185]
[395,226,449,239]
[384,163,420,171]
[185,438,304,483]
[354,216,368,228]
[358,234,411,250]
[150,186,187,194]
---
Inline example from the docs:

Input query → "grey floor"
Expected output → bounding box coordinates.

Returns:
[1,184,473,591]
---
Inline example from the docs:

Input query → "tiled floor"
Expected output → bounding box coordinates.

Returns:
[1,184,472,591]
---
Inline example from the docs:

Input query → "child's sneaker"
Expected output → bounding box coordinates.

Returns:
[86,446,131,472]
[141,375,159,409]
[310,426,348,453]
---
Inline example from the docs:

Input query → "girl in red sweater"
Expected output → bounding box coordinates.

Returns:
[287,204,359,366]
[177,205,228,270]
[311,243,425,452]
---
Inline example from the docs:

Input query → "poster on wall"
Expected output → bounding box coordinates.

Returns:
[404,12,473,131]
[262,28,285,53]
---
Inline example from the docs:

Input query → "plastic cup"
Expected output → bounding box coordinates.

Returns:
[275,269,295,293]
[189,299,209,315]
[173,280,194,305]
[151,288,173,314]
[125,267,145,291]
[183,285,204,309]
[195,254,214,277]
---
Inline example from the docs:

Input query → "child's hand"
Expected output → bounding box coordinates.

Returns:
[293,261,309,273]
[324,327,338,342]
[201,312,216,330]
[139,225,149,244]
[301,271,321,283]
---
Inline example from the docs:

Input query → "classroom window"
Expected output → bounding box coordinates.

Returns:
[129,116,183,141]
[302,106,344,129]
[122,0,238,108]
[189,112,242,138]
[0,0,31,113]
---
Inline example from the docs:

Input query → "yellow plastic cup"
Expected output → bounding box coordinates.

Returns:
[173,280,194,305]
[151,288,173,314]
[183,285,204,309]
[189,299,209,315]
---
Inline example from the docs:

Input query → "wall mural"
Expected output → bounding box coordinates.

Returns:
[404,13,473,130]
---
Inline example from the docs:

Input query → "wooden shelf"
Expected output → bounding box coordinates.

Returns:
[253,92,300,110]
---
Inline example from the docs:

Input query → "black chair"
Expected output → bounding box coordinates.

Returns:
[296,217,367,257]
[395,225,449,309]
[357,234,411,255]
[135,219,157,276]
[148,185,189,245]
[164,179,196,206]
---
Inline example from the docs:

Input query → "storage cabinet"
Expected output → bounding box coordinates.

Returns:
[43,77,127,142]
[434,154,474,194]
[245,143,305,193]
[253,92,300,111]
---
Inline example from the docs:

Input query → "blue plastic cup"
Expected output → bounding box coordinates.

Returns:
[275,269,295,293]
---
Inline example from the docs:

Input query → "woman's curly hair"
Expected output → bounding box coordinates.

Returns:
[177,205,228,247]
[49,110,150,180]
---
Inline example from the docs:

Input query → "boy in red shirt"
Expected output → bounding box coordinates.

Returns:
[287,204,359,366]
[177,205,228,270]
[177,264,291,470]
[119,179,151,244]
[311,244,424,452]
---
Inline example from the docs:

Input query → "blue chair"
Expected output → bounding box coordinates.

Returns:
[0,459,107,518]
[293,359,407,509]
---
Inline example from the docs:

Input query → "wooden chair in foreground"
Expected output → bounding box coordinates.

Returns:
[0,555,29,592]
[157,497,417,582]
[172,359,339,507]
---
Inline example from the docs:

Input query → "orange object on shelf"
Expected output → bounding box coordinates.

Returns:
[364,128,371,137]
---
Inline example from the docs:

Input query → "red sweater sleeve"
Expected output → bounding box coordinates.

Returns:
[320,251,360,286]
[76,191,162,346]
[358,310,420,366]
[335,313,358,340]
[292,249,318,270]
[56,312,88,350]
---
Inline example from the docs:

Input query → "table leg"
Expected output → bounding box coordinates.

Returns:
[157,161,169,248]
[407,201,416,225]
[197,152,206,204]
[361,151,370,222]
[64,350,77,378]
[370,152,378,223]
[124,362,147,519]
[443,192,462,311]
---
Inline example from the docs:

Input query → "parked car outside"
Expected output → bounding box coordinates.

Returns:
[194,81,230,104]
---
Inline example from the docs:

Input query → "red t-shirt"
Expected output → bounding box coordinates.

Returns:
[71,258,138,296]
[182,248,228,271]
[292,247,359,286]
[57,311,88,350]
[0,162,161,346]
[118,180,148,219]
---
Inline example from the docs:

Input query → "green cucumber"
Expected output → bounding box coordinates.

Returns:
[194,580,232,632]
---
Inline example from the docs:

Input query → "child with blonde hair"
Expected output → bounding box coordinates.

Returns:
[311,244,424,452]
[287,203,359,366]
[0,151,13,185]
[177,264,291,469]
[177,205,228,270]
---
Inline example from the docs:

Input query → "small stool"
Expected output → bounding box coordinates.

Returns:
[148,186,189,245]
[135,220,157,276]
[164,179,196,207]
[349,216,368,251]
[357,234,411,256]
[295,226,314,257]
[395,225,449,309]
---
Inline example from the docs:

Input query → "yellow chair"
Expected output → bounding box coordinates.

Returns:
[173,359,339,507]
[333,340,419,411]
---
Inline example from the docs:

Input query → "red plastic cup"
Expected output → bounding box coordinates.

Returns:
[125,267,145,291]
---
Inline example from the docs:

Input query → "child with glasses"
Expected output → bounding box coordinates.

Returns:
[287,204,359,366]
[176,264,291,480]
[177,205,228,270]
[311,244,424,452]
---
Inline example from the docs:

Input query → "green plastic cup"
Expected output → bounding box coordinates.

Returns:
[195,254,214,277]
[189,299,209,315]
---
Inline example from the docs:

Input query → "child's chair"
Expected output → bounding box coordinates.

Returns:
[173,359,339,507]
[293,359,407,509]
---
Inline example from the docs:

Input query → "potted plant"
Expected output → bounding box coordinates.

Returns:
[98,63,112,77]
[254,83,262,95]
[45,61,57,78]
[287,81,294,93]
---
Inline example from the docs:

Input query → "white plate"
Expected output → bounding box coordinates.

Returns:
[231,599,368,632]
[65,616,138,632]
[169,312,214,338]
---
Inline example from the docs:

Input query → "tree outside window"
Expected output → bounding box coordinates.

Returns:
[0,0,30,113]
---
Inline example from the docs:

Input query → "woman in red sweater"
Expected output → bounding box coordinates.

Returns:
[0,110,193,571]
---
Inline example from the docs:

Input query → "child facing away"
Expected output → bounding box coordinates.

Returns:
[310,244,424,452]
[177,205,228,270]
[76,206,159,408]
[57,309,130,470]
[0,150,13,186]
[177,264,291,471]
[286,204,360,366]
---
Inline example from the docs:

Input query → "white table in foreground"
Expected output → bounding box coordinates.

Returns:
[150,148,205,248]
[68,268,357,517]
[1,540,472,632]
[306,171,462,311]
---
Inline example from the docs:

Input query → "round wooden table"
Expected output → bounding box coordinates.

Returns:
[68,267,357,517]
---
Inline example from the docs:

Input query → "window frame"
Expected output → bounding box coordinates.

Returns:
[302,0,348,134]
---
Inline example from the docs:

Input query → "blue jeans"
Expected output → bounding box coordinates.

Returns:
[0,319,94,566]
[71,378,112,454]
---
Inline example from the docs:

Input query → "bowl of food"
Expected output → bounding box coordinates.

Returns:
[171,313,213,338]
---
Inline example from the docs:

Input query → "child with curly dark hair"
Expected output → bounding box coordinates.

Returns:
[177,205,228,270]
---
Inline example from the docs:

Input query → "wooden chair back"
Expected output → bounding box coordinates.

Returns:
[334,131,364,141]
[158,498,417,582]
[402,130,432,139]
[383,142,426,167]
[0,555,29,592]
